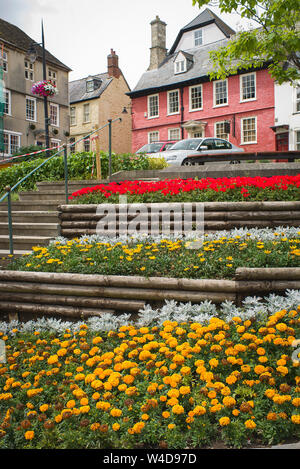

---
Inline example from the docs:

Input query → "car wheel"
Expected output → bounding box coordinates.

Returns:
[182,159,194,166]
[230,160,241,164]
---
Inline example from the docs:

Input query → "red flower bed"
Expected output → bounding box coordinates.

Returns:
[69,175,300,200]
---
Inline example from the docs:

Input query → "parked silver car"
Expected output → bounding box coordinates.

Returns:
[150,137,244,166]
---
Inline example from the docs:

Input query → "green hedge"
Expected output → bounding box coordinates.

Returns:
[0,152,152,193]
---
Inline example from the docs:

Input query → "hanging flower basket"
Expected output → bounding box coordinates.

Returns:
[31,80,58,97]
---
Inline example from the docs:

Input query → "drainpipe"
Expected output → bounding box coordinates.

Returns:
[180,87,184,139]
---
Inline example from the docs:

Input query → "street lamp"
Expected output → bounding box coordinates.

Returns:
[27,20,50,157]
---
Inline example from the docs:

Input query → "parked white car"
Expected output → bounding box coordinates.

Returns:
[150,137,244,166]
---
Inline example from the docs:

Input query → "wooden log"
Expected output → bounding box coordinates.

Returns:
[0,281,235,303]
[0,292,146,312]
[236,267,300,280]
[0,301,115,319]
[0,271,236,291]
[236,280,300,292]
[203,201,300,211]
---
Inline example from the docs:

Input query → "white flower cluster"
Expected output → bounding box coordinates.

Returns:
[50,226,300,247]
[1,290,299,336]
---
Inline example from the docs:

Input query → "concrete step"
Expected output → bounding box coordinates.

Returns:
[0,235,53,251]
[0,201,60,211]
[0,211,59,223]
[0,222,59,236]
[19,191,68,202]
[36,179,104,193]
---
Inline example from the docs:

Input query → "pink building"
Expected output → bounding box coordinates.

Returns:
[128,9,276,153]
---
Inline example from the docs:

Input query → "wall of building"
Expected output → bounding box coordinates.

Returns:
[131,68,275,153]
[274,82,300,150]
[2,45,70,154]
[175,23,225,52]
[69,98,99,151]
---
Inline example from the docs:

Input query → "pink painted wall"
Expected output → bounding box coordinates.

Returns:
[131,69,275,153]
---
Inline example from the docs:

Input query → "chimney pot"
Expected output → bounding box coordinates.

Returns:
[108,49,121,78]
[148,16,167,70]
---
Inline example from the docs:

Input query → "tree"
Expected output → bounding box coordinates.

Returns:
[192,0,300,84]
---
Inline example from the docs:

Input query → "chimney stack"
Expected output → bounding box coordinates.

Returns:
[108,49,121,78]
[148,16,167,70]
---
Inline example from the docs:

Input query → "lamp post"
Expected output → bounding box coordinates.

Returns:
[107,117,122,181]
[27,20,50,158]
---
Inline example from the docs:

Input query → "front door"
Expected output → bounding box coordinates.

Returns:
[276,132,289,152]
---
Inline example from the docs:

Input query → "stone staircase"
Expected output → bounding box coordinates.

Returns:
[0,180,103,264]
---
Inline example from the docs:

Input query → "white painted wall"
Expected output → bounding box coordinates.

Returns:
[175,23,225,52]
[275,82,300,150]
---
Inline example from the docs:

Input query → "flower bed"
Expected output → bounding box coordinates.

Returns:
[7,228,300,279]
[69,175,300,204]
[0,292,299,449]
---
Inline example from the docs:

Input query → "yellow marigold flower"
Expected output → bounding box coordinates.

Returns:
[110,408,122,418]
[291,415,300,424]
[223,396,236,408]
[80,397,89,406]
[55,415,62,423]
[39,404,49,413]
[219,417,230,426]
[168,423,176,430]
[24,431,34,440]
[90,423,101,431]
[112,423,120,431]
[141,414,149,421]
[47,355,58,365]
[232,409,240,416]
[267,412,277,421]
[292,398,300,407]
[179,386,191,395]
[193,405,206,416]
[245,419,256,429]
[172,404,185,415]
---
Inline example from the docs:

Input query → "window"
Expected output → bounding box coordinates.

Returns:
[215,121,229,141]
[83,103,90,123]
[201,139,215,150]
[240,73,256,101]
[167,90,179,115]
[148,131,159,143]
[69,137,76,153]
[3,90,11,115]
[0,50,8,72]
[192,131,203,138]
[241,117,257,144]
[48,69,57,87]
[296,87,300,113]
[50,103,59,127]
[214,80,228,106]
[194,29,203,46]
[86,80,94,92]
[51,139,60,149]
[190,85,202,111]
[84,137,90,152]
[26,97,36,121]
[174,60,186,74]
[24,60,34,81]
[214,139,232,149]
[296,131,300,150]
[147,94,159,118]
[3,131,21,156]
[168,128,181,141]
[70,107,76,126]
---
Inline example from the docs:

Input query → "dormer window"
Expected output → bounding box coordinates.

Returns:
[174,51,192,75]
[175,59,186,74]
[86,80,94,92]
[194,29,203,46]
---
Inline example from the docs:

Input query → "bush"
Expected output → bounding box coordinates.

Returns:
[0,152,151,193]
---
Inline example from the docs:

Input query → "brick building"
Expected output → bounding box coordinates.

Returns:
[128,9,276,153]
[69,50,132,154]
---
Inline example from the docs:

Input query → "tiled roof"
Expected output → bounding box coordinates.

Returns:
[69,73,113,103]
[128,38,229,97]
[0,17,71,71]
[169,8,235,54]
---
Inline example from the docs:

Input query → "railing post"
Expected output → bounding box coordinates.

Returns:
[63,144,69,204]
[5,186,13,255]
[108,119,112,181]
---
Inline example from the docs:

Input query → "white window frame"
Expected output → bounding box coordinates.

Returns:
[1,50,8,72]
[241,116,257,145]
[148,131,159,143]
[24,59,34,81]
[213,79,228,107]
[194,29,203,46]
[25,96,37,122]
[174,59,186,74]
[83,136,90,152]
[295,86,300,113]
[3,130,21,156]
[48,68,57,87]
[3,89,11,115]
[189,84,203,111]
[295,129,300,150]
[50,103,59,127]
[168,128,181,141]
[240,72,256,102]
[83,103,90,123]
[167,89,180,115]
[50,138,61,149]
[70,106,76,126]
[214,121,229,141]
[147,94,159,119]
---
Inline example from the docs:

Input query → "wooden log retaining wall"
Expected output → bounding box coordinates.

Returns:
[58,202,300,238]
[0,268,299,321]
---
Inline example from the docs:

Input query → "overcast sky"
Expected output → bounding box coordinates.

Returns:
[0,0,255,90]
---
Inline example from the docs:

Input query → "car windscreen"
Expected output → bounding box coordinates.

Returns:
[136,143,162,153]
[169,139,202,150]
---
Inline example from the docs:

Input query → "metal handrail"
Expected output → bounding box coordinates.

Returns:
[0,117,122,255]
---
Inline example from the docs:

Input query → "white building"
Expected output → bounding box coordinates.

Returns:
[273,82,300,151]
